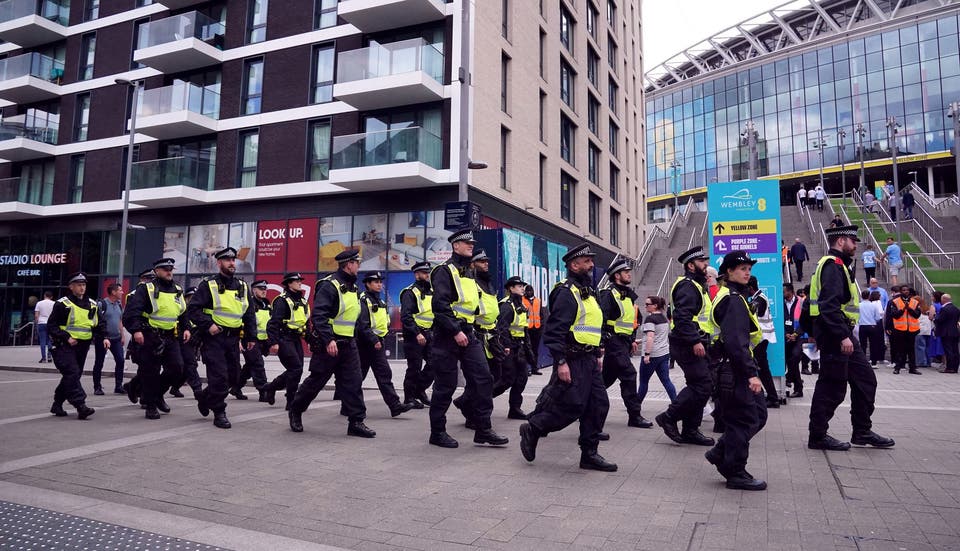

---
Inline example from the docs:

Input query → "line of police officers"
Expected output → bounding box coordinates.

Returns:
[45,224,894,489]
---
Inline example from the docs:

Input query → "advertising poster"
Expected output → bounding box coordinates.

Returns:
[187,224,228,275]
[387,212,425,270]
[162,226,188,271]
[353,214,388,271]
[318,217,353,271]
[287,218,319,273]
[707,180,785,377]
[228,222,257,274]
[255,220,287,273]
[502,228,568,306]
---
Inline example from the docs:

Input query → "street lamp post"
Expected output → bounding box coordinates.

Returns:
[887,116,903,246]
[669,157,682,213]
[115,78,142,291]
[838,127,847,207]
[740,120,759,180]
[856,123,866,198]
[812,131,827,192]
[949,101,960,200]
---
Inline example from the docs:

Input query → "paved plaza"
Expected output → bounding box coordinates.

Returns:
[1,346,959,550]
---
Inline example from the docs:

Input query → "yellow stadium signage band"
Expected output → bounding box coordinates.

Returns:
[714,219,776,236]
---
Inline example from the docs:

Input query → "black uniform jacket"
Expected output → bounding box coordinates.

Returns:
[811,248,856,344]
[713,281,760,379]
[311,269,368,347]
[495,294,529,346]
[267,290,307,346]
[187,272,258,344]
[122,279,189,334]
[543,270,596,366]
[430,252,473,337]
[400,279,431,339]
[670,269,708,346]
[47,294,108,346]
[357,290,385,349]
[599,283,638,343]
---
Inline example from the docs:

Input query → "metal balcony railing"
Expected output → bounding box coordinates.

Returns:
[137,11,225,49]
[0,119,57,144]
[0,175,51,204]
[0,52,63,82]
[337,38,444,84]
[139,81,220,119]
[0,0,68,25]
[131,156,215,191]
[332,126,442,170]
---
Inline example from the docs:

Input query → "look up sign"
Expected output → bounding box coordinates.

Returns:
[707,180,785,377]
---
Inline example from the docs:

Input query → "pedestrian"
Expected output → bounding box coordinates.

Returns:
[261,273,309,408]
[747,276,780,408]
[807,187,817,210]
[286,250,376,437]
[232,279,271,400]
[187,247,258,429]
[638,295,677,410]
[862,190,876,213]
[783,283,804,398]
[399,261,434,408]
[861,244,877,282]
[427,231,508,449]
[902,189,915,220]
[885,286,922,375]
[934,294,959,373]
[797,186,807,208]
[654,246,716,447]
[705,265,719,299]
[120,269,158,405]
[888,191,898,221]
[122,258,190,420]
[92,283,125,395]
[880,237,903,285]
[599,258,650,428]
[857,290,884,367]
[523,285,544,375]
[46,272,105,420]
[797,286,820,376]
[807,224,894,451]
[928,291,945,365]
[916,299,932,367]
[781,240,789,279]
[34,291,55,363]
[830,214,844,228]
[357,271,414,417]
[867,277,889,310]
[169,286,203,400]
[491,275,532,419]
[790,238,809,282]
[705,251,768,491]
[815,185,826,211]
[519,243,617,472]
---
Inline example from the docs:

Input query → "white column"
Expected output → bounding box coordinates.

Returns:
[927,165,935,197]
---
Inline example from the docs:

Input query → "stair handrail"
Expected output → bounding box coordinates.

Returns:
[799,197,821,253]
[903,183,945,245]
[635,202,683,284]
[657,206,709,299]
[866,191,950,270]
[12,321,34,347]
[903,251,935,297]
[833,192,889,283]
[905,182,938,212]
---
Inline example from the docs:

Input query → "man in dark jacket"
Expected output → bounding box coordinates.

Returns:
[400,262,434,407]
[232,279,271,399]
[491,275,532,419]
[885,286,922,375]
[935,294,959,373]
[789,238,810,282]
[262,273,309,408]
[357,271,413,417]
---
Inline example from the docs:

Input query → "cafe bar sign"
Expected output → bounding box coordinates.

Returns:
[0,253,68,265]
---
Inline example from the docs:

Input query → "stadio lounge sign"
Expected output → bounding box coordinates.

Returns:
[0,253,68,277]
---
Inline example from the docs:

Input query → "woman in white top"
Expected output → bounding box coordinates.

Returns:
[638,296,678,413]
[916,298,933,367]
[857,290,885,367]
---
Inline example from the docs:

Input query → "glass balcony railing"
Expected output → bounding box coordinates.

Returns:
[332,126,442,171]
[0,0,69,26]
[137,11,226,49]
[337,38,444,84]
[0,176,51,204]
[0,52,64,83]
[139,81,220,119]
[131,156,215,191]
[0,120,57,144]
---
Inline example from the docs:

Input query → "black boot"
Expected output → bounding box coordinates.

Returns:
[196,391,210,417]
[231,387,248,400]
[156,397,171,414]
[169,387,184,398]
[390,401,414,417]
[597,432,611,441]
[404,398,424,409]
[908,368,922,375]
[145,406,161,420]
[348,420,376,438]
[260,388,275,405]
[416,391,432,406]
[519,423,539,461]
[94,387,104,396]
[704,448,733,478]
[50,402,68,417]
[680,429,715,446]
[765,397,780,409]
[655,412,683,443]
[579,450,617,472]
[507,408,528,420]
[808,434,851,451]
[429,431,458,448]
[288,411,303,432]
[851,430,895,448]
[474,429,509,446]
[628,415,653,428]
[213,411,231,429]
[725,472,767,491]
[76,405,95,420]
[123,382,138,404]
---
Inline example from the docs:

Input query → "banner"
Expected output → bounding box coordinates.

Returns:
[255,220,287,273]
[501,228,568,305]
[707,180,785,377]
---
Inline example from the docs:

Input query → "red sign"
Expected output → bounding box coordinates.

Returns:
[255,220,287,273]
[286,218,319,273]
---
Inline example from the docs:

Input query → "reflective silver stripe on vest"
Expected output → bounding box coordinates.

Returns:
[571,289,603,335]
[65,326,92,336]
[448,267,475,316]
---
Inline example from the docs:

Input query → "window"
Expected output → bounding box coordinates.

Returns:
[608,119,618,157]
[560,60,574,108]
[315,0,337,29]
[587,48,599,87]
[560,114,575,164]
[311,45,334,104]
[247,0,268,44]
[18,161,55,206]
[609,208,620,246]
[539,90,546,142]
[588,143,599,184]
[74,93,90,141]
[588,193,601,235]
[539,28,546,78]
[609,162,619,200]
[501,52,510,113]
[83,0,99,21]
[501,0,509,38]
[131,19,148,69]
[560,171,575,222]
[560,5,573,54]
[586,2,598,40]
[136,0,153,5]
[500,126,509,189]
[242,58,264,114]
[539,154,546,209]
[588,94,599,134]
[238,130,259,187]
[308,120,331,180]
[79,33,95,80]
[607,0,617,25]
[608,78,618,114]
[607,33,618,69]
[69,155,85,203]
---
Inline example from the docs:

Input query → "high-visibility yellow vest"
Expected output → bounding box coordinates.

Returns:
[254,303,270,340]
[710,287,763,350]
[325,275,360,337]
[669,276,715,337]
[558,282,602,346]
[202,279,249,329]
[404,284,434,329]
[603,285,636,336]
[275,293,309,332]
[58,297,97,340]
[436,263,479,324]
[750,290,777,344]
[143,282,185,331]
[809,255,860,325]
[476,287,499,331]
[501,296,528,338]
[362,292,389,338]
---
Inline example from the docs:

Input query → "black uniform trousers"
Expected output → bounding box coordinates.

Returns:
[528,326,543,368]
[264,335,304,405]
[809,337,877,438]
[492,341,529,411]
[237,341,269,390]
[527,353,609,450]
[359,342,403,409]
[753,340,779,399]
[52,340,91,407]
[290,339,366,422]
[711,372,768,476]
[943,336,960,372]
[137,331,183,408]
[199,331,241,414]
[601,336,643,419]
[784,338,803,393]
[429,329,493,433]
[663,340,713,433]
[402,332,433,401]
[175,337,202,394]
[891,330,918,371]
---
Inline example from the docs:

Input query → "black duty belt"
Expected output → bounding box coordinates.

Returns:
[219,327,242,337]
[567,344,598,354]
[150,328,177,338]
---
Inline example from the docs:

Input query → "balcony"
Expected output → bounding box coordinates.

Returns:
[129,156,214,207]
[133,11,225,73]
[334,38,444,110]
[0,0,69,47]
[0,176,48,220]
[338,0,446,33]
[0,53,63,103]
[330,126,443,190]
[0,115,57,161]
[135,81,219,139]
[158,0,207,8]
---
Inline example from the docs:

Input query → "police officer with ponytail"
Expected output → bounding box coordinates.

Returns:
[492,275,532,419]
[358,271,413,417]
[262,273,309,408]
[232,280,270,400]
[400,262,434,407]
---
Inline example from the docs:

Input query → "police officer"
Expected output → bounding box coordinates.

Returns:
[746,276,780,408]
[232,279,270,399]
[523,285,544,375]
[121,268,157,405]
[169,286,203,400]
[400,261,434,408]
[808,225,895,451]
[491,275,532,419]
[358,271,414,417]
[262,273,309,408]
[428,230,508,449]
[599,258,651,428]
[287,250,376,438]
[519,243,616,471]
[655,246,716,446]
[705,251,768,491]
[122,258,190,420]
[187,247,258,429]
[47,272,106,420]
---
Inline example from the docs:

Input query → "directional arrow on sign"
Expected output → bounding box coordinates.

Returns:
[714,223,725,234]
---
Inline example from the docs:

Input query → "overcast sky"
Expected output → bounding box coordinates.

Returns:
[643,0,785,73]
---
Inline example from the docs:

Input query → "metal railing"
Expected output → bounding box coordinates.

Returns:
[656,205,708,298]
[0,119,57,144]
[331,126,442,170]
[337,38,444,84]
[137,11,225,49]
[12,321,34,346]
[903,251,935,297]
[131,156,215,191]
[903,183,945,244]
[0,52,64,83]
[832,192,888,283]
[139,81,221,119]
[865,191,950,270]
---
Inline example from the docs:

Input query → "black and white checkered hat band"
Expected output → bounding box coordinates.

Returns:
[680,251,706,264]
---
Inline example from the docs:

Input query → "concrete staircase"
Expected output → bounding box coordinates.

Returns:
[634,211,707,301]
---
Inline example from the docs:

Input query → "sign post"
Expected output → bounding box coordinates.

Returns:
[707,181,785,384]
[444,201,482,231]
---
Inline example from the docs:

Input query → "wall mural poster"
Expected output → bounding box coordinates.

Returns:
[255,220,287,273]
[424,210,452,264]
[187,224,228,275]
[228,222,257,274]
[163,226,188,272]
[318,216,353,272]
[287,218,319,273]
[502,228,567,305]
[385,271,414,332]
[387,212,425,271]
[353,214,388,271]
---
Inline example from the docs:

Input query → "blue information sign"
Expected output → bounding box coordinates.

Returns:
[707,181,785,377]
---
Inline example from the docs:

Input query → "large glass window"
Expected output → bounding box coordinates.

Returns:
[315,0,337,29]
[607,33,617,70]
[248,0,268,44]
[609,162,619,201]
[238,130,259,188]
[132,19,148,69]
[79,33,95,80]
[501,52,510,113]
[560,171,575,222]
[311,45,334,104]
[560,114,575,164]
[608,78,618,114]
[588,94,599,134]
[539,90,546,142]
[74,94,91,141]
[243,58,264,115]
[609,119,618,157]
[560,5,573,54]
[588,193,601,236]
[609,208,619,246]
[500,126,509,189]
[69,155,85,204]
[587,48,599,88]
[586,2,598,40]
[588,143,599,183]
[308,120,330,181]
[18,160,55,206]
[83,0,99,22]
[560,60,574,108]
